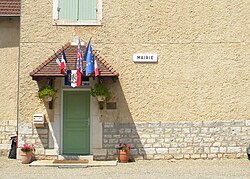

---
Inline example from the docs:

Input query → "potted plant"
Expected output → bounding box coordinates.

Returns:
[38,86,57,101]
[116,143,131,163]
[20,143,35,164]
[91,83,111,102]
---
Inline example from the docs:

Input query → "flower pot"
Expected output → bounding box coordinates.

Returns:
[21,151,32,164]
[118,150,130,163]
[44,96,52,102]
[96,96,106,102]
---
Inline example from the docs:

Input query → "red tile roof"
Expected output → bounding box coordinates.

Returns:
[30,42,119,78]
[0,0,20,17]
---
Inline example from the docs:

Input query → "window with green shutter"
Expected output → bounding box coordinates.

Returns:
[53,0,102,25]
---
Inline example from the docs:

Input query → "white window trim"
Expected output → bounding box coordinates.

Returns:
[53,0,102,26]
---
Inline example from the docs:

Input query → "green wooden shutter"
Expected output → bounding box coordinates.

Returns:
[78,0,97,20]
[59,0,78,21]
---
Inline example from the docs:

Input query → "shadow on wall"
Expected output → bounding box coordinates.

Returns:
[34,78,57,154]
[0,18,19,48]
[100,78,146,160]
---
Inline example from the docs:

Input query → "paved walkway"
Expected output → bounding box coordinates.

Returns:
[0,157,250,179]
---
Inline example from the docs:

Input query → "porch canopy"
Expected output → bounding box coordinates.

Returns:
[30,42,119,79]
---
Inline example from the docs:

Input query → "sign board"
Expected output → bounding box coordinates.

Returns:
[133,53,158,62]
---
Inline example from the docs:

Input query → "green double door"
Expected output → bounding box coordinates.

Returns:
[63,91,90,155]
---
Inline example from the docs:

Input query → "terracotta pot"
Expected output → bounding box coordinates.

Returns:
[21,151,32,164]
[118,150,130,163]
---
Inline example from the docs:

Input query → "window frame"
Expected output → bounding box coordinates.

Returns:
[53,0,102,26]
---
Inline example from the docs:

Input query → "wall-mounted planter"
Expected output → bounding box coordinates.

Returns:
[96,96,106,102]
[44,96,52,102]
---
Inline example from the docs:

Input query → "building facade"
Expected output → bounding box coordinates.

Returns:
[0,0,20,156]
[1,0,250,160]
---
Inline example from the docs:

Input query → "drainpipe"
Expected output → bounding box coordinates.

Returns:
[16,0,22,151]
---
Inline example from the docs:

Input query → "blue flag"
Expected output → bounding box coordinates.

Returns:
[65,70,71,86]
[84,41,94,76]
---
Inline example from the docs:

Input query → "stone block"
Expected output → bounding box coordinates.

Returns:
[194,147,204,153]
[104,134,112,139]
[178,121,193,127]
[210,147,219,153]
[93,149,107,156]
[181,147,193,154]
[223,154,236,159]
[209,127,221,133]
[183,154,191,159]
[19,123,33,135]
[183,138,193,142]
[227,147,241,153]
[219,147,227,153]
[212,142,221,147]
[161,122,178,128]
[144,148,156,154]
[8,120,17,126]
[164,155,174,160]
[140,134,150,138]
[190,154,201,159]
[182,128,190,133]
[145,154,155,160]
[36,128,49,135]
[178,143,188,147]
[208,154,218,159]
[0,144,10,149]
[45,149,58,155]
[107,149,117,155]
[154,154,164,159]
[153,143,162,148]
[201,154,207,158]
[108,139,118,143]
[164,128,172,133]
[200,127,208,133]
[146,138,155,144]
[112,134,121,138]
[0,126,5,132]
[193,121,203,127]
[154,128,164,134]
[203,121,217,127]
[162,143,171,148]
[204,147,210,153]
[103,123,114,128]
[169,148,181,154]
[246,120,250,126]
[193,137,202,143]
[173,154,184,159]
[156,148,168,154]
[5,126,16,132]
[233,120,244,127]
[148,122,160,128]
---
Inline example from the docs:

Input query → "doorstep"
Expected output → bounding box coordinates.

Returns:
[58,155,94,161]
[29,160,118,168]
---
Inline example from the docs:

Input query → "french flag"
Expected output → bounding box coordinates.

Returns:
[94,57,99,76]
[60,49,67,74]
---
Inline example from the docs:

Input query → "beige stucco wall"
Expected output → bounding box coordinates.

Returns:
[0,18,19,121]
[20,0,250,123]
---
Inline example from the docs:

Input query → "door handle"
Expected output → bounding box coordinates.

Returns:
[88,118,90,126]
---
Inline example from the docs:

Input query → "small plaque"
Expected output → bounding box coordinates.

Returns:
[106,102,117,110]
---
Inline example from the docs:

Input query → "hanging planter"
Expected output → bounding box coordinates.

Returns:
[91,83,111,102]
[44,95,53,102]
[96,95,106,102]
[38,86,57,101]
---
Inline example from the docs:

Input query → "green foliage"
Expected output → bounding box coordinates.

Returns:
[91,83,111,101]
[38,86,57,99]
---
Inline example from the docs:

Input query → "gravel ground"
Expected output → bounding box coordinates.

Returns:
[0,157,250,179]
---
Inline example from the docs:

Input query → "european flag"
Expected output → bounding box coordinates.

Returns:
[84,41,94,76]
